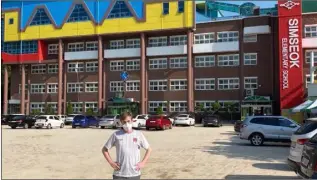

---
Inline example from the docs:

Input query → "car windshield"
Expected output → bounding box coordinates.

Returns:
[178,115,188,117]
[103,115,115,118]
[68,115,77,117]
[37,116,47,120]
[74,115,85,120]
[294,121,317,135]
[12,115,24,120]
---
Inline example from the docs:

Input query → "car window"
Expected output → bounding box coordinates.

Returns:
[250,117,279,126]
[178,115,188,118]
[138,116,145,119]
[250,117,266,124]
[103,115,115,118]
[309,133,317,143]
[74,115,85,120]
[294,122,317,135]
[37,116,47,120]
[54,116,59,120]
[278,118,294,127]
[49,116,53,119]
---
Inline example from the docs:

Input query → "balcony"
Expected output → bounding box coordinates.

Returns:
[104,48,140,59]
[64,51,98,61]
[243,25,271,35]
[146,45,187,56]
[193,42,239,54]
[302,38,317,48]
[308,84,317,97]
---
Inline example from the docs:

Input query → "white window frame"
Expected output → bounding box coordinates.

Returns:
[244,53,257,65]
[126,80,140,92]
[148,36,168,47]
[30,102,45,113]
[149,58,168,69]
[110,81,124,92]
[31,64,46,74]
[86,61,98,72]
[170,57,187,69]
[86,41,98,51]
[110,40,125,49]
[170,35,187,46]
[85,102,98,113]
[244,77,258,89]
[195,78,215,90]
[47,102,58,113]
[169,101,187,112]
[85,82,98,92]
[67,62,84,72]
[218,54,240,67]
[47,83,58,94]
[194,33,215,44]
[48,44,58,54]
[67,42,84,52]
[305,50,317,63]
[243,34,257,43]
[305,24,317,38]
[126,59,140,71]
[148,101,168,113]
[218,78,240,90]
[217,31,239,42]
[126,39,140,48]
[110,60,125,71]
[170,79,187,91]
[48,64,58,74]
[149,79,168,91]
[31,83,46,94]
[195,101,215,111]
[67,83,84,93]
[195,55,215,67]
[71,102,83,113]
[306,74,317,88]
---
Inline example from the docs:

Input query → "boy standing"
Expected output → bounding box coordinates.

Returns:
[102,112,152,179]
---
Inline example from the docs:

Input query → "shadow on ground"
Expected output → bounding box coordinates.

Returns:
[252,162,292,171]
[225,174,300,179]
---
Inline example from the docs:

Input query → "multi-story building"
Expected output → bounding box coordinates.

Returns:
[1,1,316,116]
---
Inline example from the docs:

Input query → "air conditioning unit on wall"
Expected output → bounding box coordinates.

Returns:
[245,89,254,97]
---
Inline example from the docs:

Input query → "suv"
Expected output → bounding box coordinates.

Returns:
[7,115,37,129]
[240,116,300,146]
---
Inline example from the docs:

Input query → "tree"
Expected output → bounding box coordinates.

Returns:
[195,103,204,112]
[45,104,55,115]
[66,101,73,115]
[156,106,164,115]
[31,109,41,115]
[212,102,221,114]
[224,102,237,120]
[86,108,95,116]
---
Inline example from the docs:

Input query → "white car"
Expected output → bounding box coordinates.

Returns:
[65,114,81,125]
[34,115,64,129]
[287,118,317,173]
[99,115,120,129]
[174,114,195,126]
[56,115,67,123]
[132,114,149,129]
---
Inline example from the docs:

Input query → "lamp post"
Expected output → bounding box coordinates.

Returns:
[310,51,316,84]
[120,71,129,99]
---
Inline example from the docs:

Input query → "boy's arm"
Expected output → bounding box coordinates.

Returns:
[136,133,152,170]
[102,134,120,170]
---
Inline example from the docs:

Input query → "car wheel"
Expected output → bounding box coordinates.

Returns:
[60,123,64,128]
[35,127,40,129]
[47,124,52,129]
[101,126,105,129]
[23,123,29,129]
[138,123,141,130]
[96,125,99,128]
[250,133,264,146]
[11,126,17,129]
[169,124,172,129]
[146,127,150,130]
[72,126,76,129]
[163,125,167,130]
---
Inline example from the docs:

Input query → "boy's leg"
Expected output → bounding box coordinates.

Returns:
[127,175,141,180]
[113,175,126,180]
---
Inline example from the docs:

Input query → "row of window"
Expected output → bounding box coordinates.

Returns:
[30,102,99,114]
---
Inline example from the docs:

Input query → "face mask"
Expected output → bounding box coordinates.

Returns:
[122,123,132,132]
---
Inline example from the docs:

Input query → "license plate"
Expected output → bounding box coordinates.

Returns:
[208,123,214,124]
[302,157,309,167]
[150,121,156,123]
[291,142,296,148]
[75,123,80,125]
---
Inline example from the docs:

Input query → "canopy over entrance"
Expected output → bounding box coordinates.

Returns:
[291,100,317,113]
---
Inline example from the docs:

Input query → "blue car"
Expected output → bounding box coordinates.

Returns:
[72,115,99,128]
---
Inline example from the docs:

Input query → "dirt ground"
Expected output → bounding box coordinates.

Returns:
[2,125,300,179]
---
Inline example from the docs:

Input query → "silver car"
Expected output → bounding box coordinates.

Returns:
[99,115,120,129]
[240,116,300,146]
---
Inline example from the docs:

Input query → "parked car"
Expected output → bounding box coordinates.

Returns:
[99,115,119,129]
[2,114,24,125]
[34,115,64,129]
[287,119,317,173]
[65,114,81,125]
[56,115,67,123]
[72,115,99,128]
[174,114,195,126]
[298,133,317,179]
[146,115,172,130]
[234,120,243,132]
[202,114,222,127]
[7,115,37,129]
[240,116,300,146]
[132,114,149,129]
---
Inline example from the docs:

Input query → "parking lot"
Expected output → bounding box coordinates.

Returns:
[2,125,299,179]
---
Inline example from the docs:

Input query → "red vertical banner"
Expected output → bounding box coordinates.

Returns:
[278,0,304,110]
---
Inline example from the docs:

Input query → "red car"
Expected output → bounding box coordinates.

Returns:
[146,115,172,130]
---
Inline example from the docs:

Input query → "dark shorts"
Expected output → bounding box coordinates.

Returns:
[113,175,141,180]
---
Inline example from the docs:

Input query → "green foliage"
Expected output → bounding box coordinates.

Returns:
[156,106,164,115]
[31,109,41,115]
[212,102,221,112]
[195,103,205,112]
[224,102,238,120]
[45,104,55,115]
[66,101,73,115]
[86,108,95,116]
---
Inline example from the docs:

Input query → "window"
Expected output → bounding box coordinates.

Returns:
[170,57,187,69]
[31,65,46,74]
[86,62,98,72]
[47,102,57,113]
[170,79,187,91]
[110,60,124,71]
[86,41,98,51]
[68,62,84,72]
[30,103,45,113]
[217,31,239,42]
[195,78,215,90]
[67,83,84,93]
[71,102,83,113]
[305,25,317,38]
[194,33,215,44]
[85,102,98,112]
[218,78,240,90]
[126,39,140,48]
[278,118,294,127]
[110,81,124,92]
[163,2,169,15]
[108,0,133,19]
[48,64,58,73]
[149,58,167,69]
[47,83,58,93]
[126,80,140,91]
[31,84,46,94]
[195,55,215,67]
[85,82,98,92]
[110,40,124,49]
[305,50,317,63]
[306,74,317,88]
[148,37,168,47]
[170,101,187,112]
[148,101,167,112]
[126,59,140,71]
[3,41,38,54]
[67,4,90,22]
[295,122,317,135]
[244,77,258,89]
[149,80,168,91]
[19,84,28,94]
[178,1,184,13]
[244,53,257,65]
[170,35,187,46]
[30,8,52,26]
[68,42,84,52]
[19,65,29,74]
[195,101,214,110]
[9,18,14,24]
[218,54,239,66]
[48,44,58,54]
[218,101,240,112]
[243,35,257,43]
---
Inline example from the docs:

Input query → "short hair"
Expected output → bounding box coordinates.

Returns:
[120,112,132,121]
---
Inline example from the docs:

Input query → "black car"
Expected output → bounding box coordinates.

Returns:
[7,115,37,129]
[202,114,222,127]
[2,114,24,125]
[1,115,9,125]
[298,133,317,179]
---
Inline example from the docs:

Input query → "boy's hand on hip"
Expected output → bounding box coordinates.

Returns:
[136,162,145,171]
[110,162,120,171]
